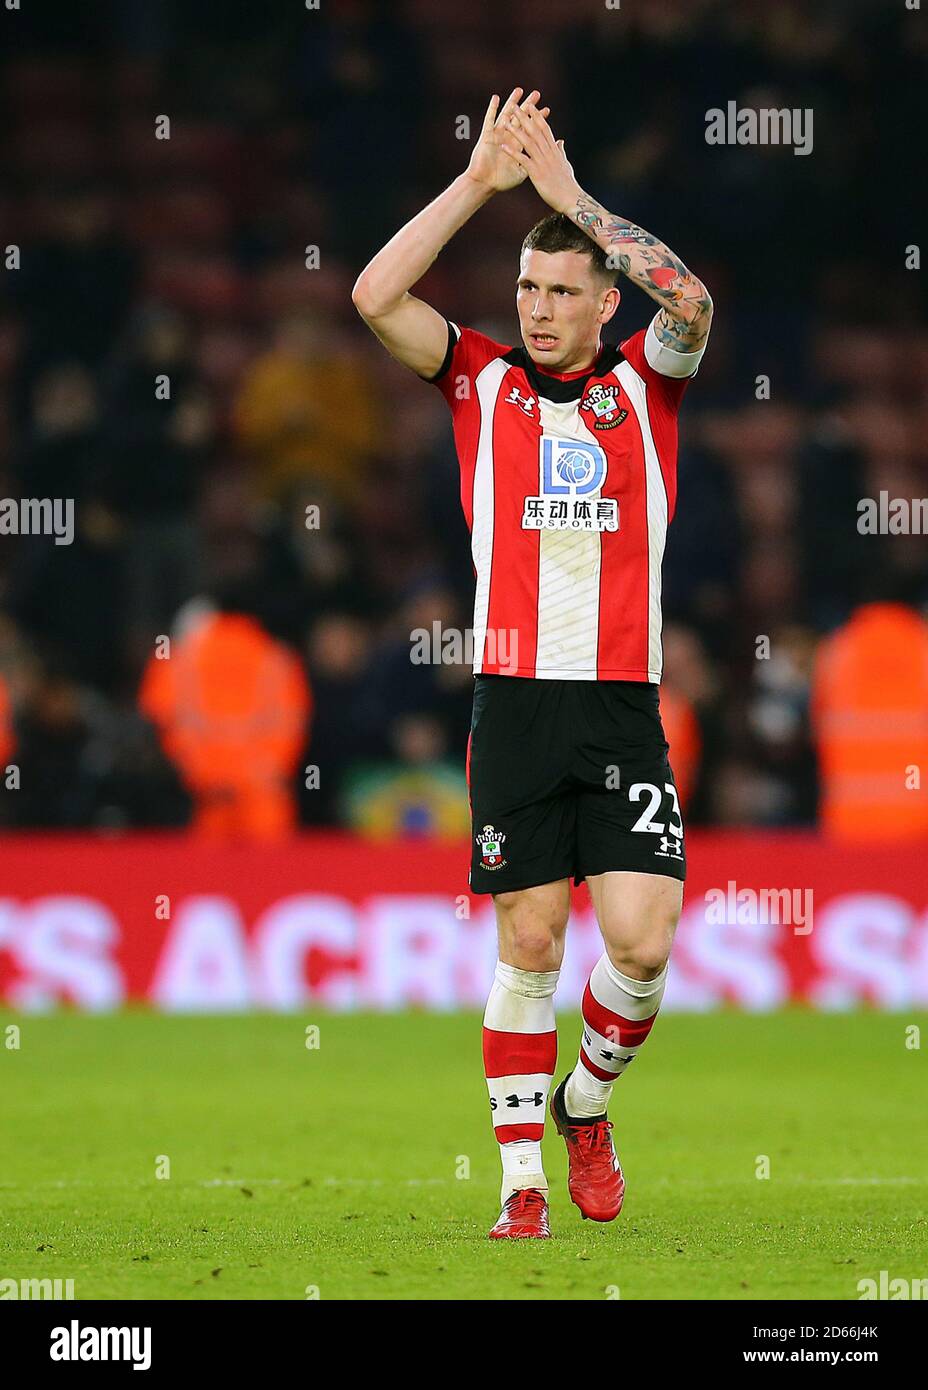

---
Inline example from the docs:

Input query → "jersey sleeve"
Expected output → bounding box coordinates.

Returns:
[620,311,709,415]
[423,319,510,414]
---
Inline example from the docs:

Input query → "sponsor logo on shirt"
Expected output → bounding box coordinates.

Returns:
[521,436,619,533]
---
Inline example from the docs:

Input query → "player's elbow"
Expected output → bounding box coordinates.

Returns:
[672,285,713,342]
[351,273,376,319]
[700,287,714,324]
[351,272,393,322]
[687,282,713,328]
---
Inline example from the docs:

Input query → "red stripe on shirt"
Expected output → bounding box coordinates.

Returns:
[483,369,540,677]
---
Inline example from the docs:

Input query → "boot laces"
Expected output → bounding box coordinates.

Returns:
[506,1187,546,1214]
[573,1119,615,1163]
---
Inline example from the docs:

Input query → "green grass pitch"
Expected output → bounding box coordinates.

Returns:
[0,1009,925,1300]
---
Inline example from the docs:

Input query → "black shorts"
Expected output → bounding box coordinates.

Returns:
[466,674,686,895]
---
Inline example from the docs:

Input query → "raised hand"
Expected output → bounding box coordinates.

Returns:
[466,88,551,195]
[499,101,579,214]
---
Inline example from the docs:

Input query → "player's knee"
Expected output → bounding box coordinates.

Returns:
[502,928,563,972]
[610,939,671,979]
[494,891,567,971]
[602,904,680,978]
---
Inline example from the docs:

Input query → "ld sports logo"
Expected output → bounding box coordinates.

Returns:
[581,383,628,430]
[476,824,507,870]
[521,436,619,533]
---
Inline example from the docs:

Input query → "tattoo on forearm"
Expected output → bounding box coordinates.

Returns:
[568,193,712,350]
[654,309,708,352]
[574,198,604,234]
[603,220,659,248]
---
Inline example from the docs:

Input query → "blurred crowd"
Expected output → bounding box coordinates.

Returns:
[0,0,926,839]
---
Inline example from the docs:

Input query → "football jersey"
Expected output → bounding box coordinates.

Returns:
[427,313,705,682]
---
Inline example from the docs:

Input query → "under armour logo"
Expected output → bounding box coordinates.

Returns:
[599,1049,637,1066]
[505,386,537,416]
[658,835,682,856]
[505,1092,544,1108]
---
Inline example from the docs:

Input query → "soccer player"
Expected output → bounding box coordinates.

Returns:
[352,89,712,1238]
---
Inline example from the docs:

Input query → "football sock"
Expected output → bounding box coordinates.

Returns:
[564,956,668,1120]
[483,960,559,1205]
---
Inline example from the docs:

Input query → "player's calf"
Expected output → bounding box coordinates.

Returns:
[565,955,668,1119]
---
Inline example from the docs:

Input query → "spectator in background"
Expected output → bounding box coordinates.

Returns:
[340,710,470,839]
[659,623,721,818]
[6,657,114,827]
[14,361,103,504]
[662,431,741,660]
[8,183,136,431]
[811,582,928,841]
[354,577,472,762]
[195,471,302,638]
[7,496,129,697]
[0,646,185,831]
[233,310,380,508]
[301,609,375,826]
[5,360,133,695]
[139,582,312,840]
[796,412,871,631]
[746,624,818,826]
[270,482,380,642]
[100,305,214,658]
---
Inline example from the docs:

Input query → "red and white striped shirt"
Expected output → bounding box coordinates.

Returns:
[429,314,705,682]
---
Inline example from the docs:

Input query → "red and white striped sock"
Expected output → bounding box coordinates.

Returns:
[565,956,668,1119]
[483,960,559,1204]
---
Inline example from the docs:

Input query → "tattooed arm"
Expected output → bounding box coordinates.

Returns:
[502,103,713,356]
[569,195,713,354]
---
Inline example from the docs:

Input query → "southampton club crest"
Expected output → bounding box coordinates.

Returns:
[476,823,507,871]
[581,382,628,430]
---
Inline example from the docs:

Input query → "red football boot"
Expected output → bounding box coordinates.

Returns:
[550,1075,625,1222]
[487,1187,551,1239]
